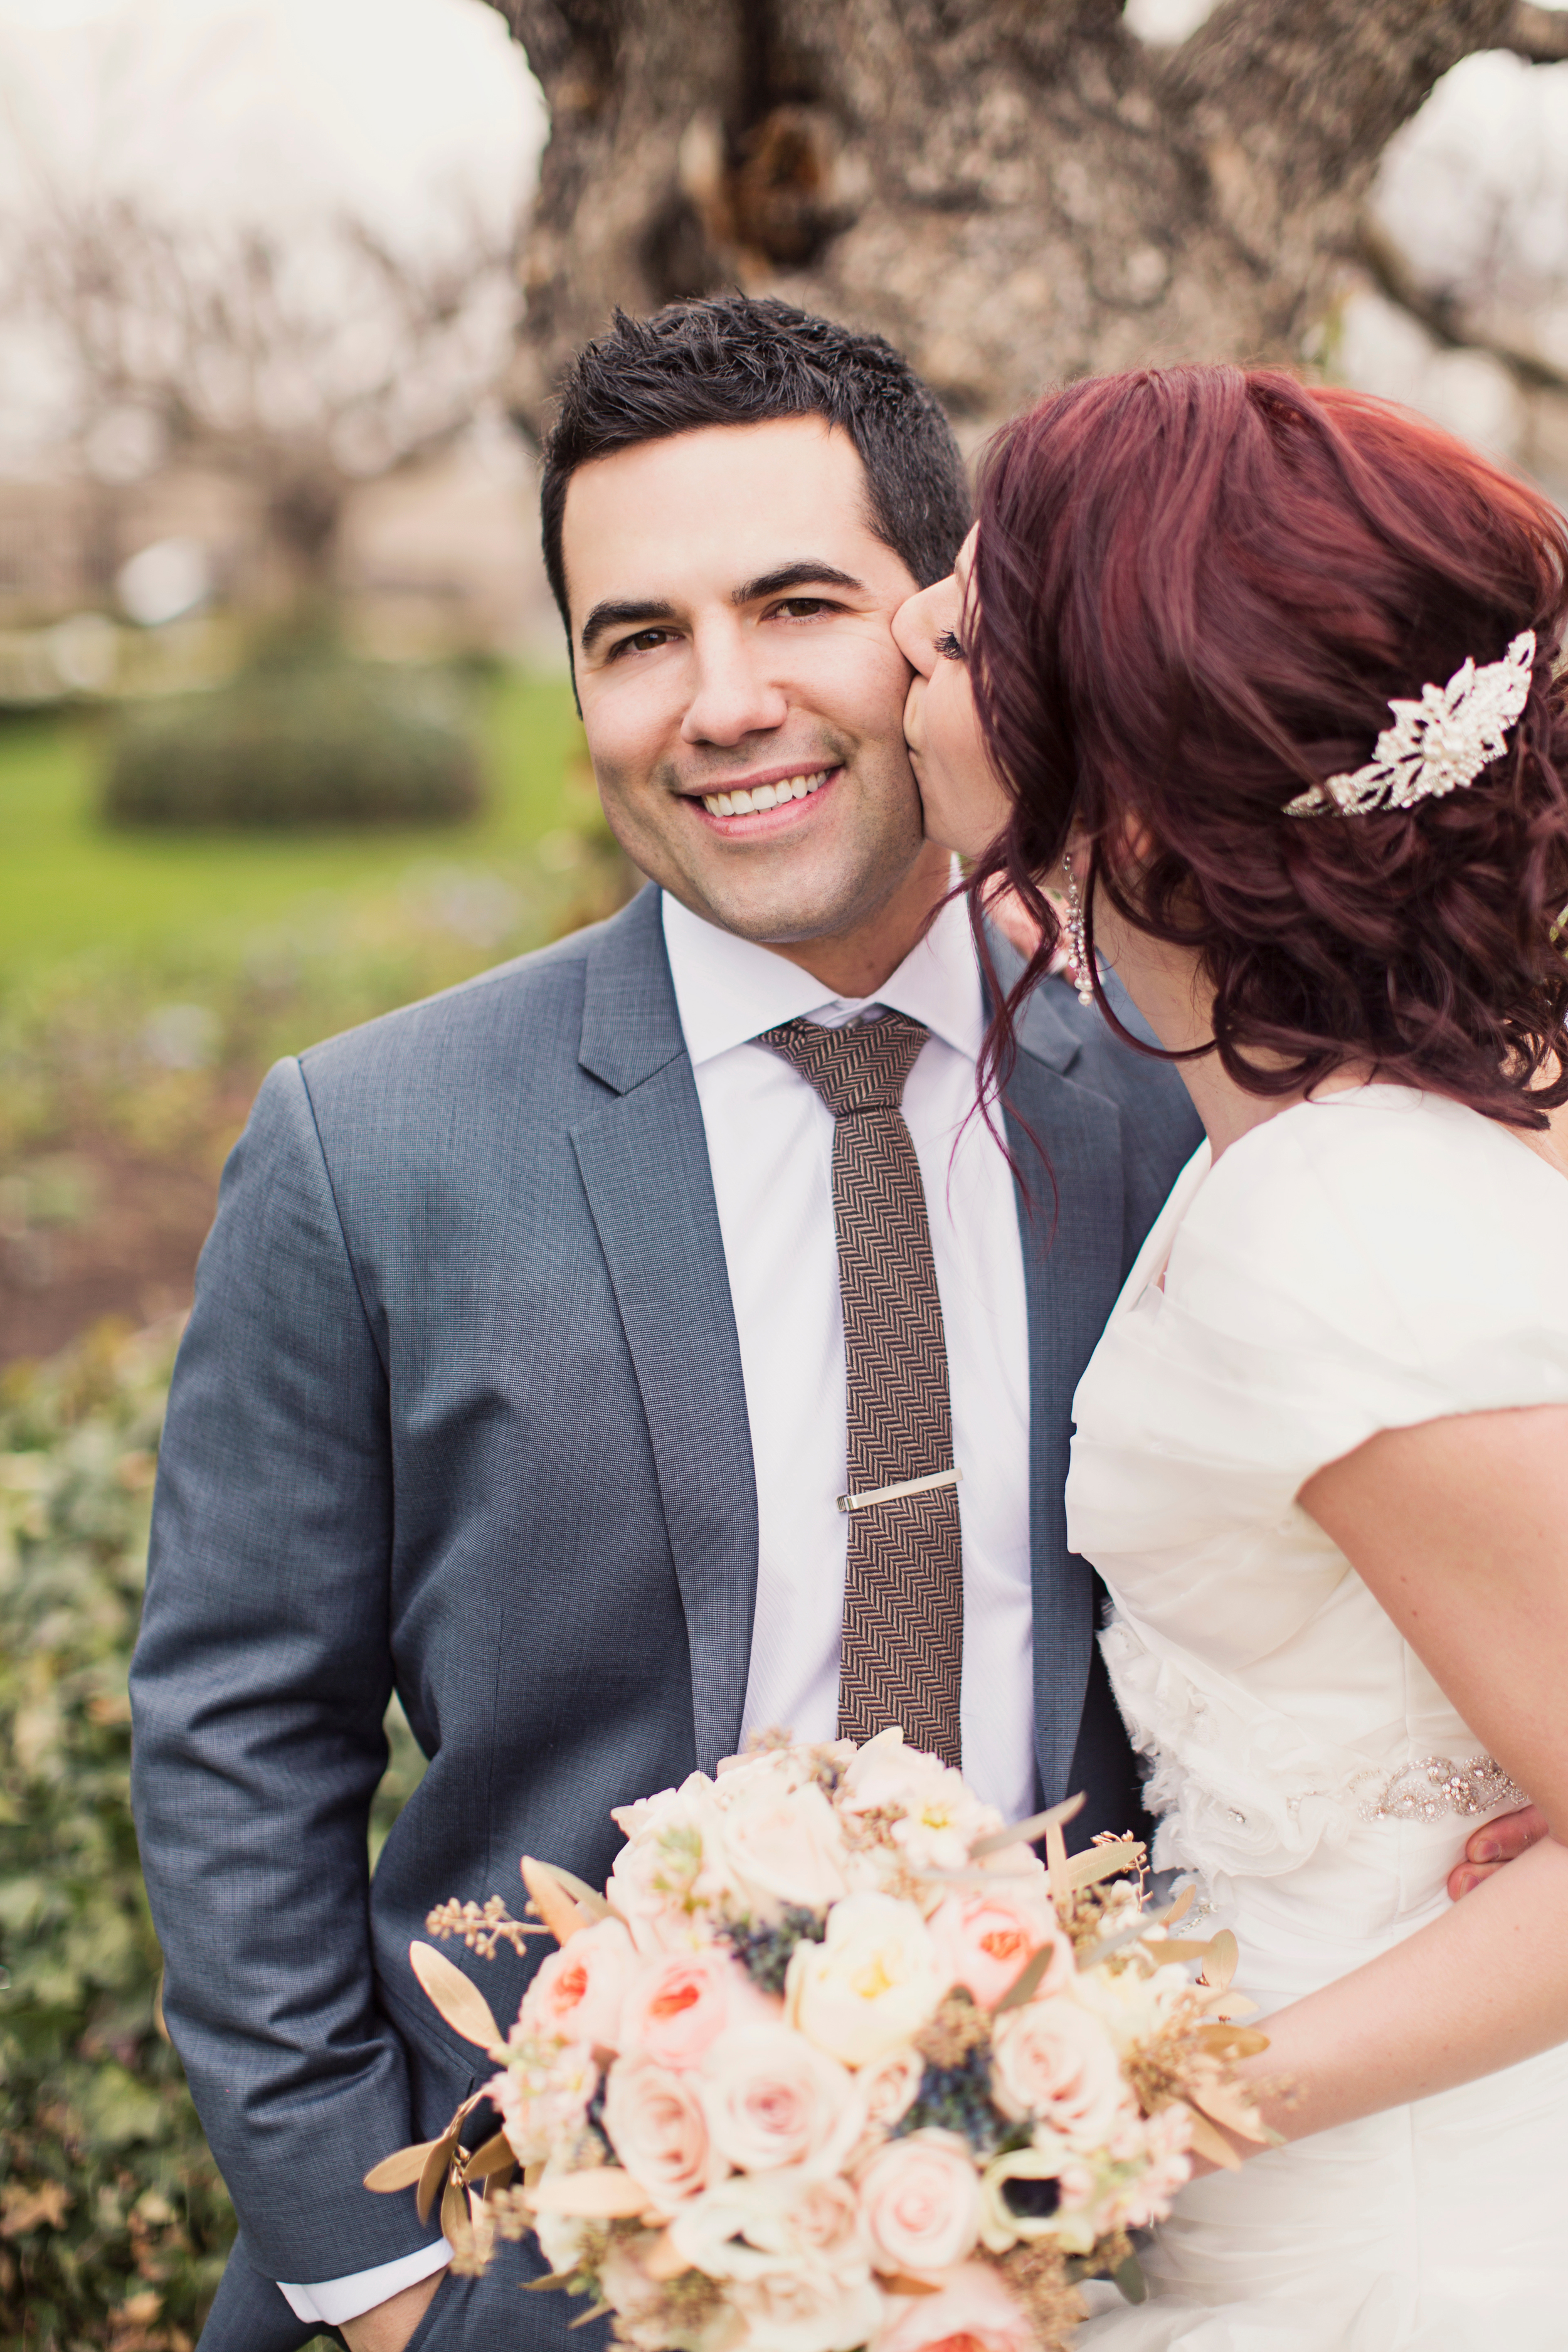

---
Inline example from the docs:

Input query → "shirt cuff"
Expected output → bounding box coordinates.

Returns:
[277,2237,452,2326]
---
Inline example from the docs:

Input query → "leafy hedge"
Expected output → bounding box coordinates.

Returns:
[0,1322,425,2349]
[102,656,484,830]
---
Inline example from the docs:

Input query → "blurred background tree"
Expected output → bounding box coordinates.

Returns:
[6,194,522,616]
[492,0,1568,490]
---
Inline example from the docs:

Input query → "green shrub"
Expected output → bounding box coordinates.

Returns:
[0,1322,425,2349]
[102,657,484,829]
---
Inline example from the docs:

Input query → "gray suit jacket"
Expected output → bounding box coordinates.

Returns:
[130,884,1201,2350]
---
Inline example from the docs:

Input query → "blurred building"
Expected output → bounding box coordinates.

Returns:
[0,431,563,685]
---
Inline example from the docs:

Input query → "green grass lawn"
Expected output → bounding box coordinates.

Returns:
[0,666,587,980]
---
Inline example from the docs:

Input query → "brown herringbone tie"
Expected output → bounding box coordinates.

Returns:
[760,1010,963,1769]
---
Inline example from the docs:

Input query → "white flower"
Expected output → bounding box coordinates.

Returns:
[1067,1957,1192,2056]
[670,2168,868,2286]
[785,1893,945,2069]
[839,1730,1002,1874]
[729,2264,883,2352]
[608,1774,740,1954]
[722,1781,850,1918]
[979,2140,1089,2255]
[488,2038,598,2166]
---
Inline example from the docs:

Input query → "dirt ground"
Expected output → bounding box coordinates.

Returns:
[0,1138,220,1365]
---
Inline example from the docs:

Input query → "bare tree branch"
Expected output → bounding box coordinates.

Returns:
[1502,1,1568,63]
[1357,214,1568,398]
[5,192,520,600]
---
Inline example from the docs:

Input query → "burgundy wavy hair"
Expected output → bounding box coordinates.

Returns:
[967,365,1568,1130]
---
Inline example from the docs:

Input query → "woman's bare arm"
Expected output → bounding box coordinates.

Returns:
[1221,1404,1568,2145]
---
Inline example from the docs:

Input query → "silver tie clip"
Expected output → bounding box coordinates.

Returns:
[837,1466,963,1515]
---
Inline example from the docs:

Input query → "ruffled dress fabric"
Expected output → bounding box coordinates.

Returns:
[1064,1088,1568,2350]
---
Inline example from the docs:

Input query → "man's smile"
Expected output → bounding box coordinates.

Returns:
[683,762,843,835]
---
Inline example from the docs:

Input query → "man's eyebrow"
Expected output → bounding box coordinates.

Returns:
[732,562,866,605]
[579,598,678,655]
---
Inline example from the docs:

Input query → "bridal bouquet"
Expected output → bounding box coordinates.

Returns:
[366,1731,1269,2352]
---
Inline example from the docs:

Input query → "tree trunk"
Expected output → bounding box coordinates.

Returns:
[489,0,1543,441]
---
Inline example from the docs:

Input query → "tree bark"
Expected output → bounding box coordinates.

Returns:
[489,0,1545,440]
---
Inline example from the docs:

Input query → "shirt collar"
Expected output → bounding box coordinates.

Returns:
[661,881,983,1070]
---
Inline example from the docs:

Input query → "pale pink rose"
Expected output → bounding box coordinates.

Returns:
[856,2046,924,2138]
[517,1916,640,2050]
[875,2262,1033,2352]
[926,1888,1072,2011]
[602,2051,726,2210]
[857,2130,983,2276]
[775,2171,869,2280]
[723,1781,850,1915]
[990,1994,1133,2145]
[699,2023,856,2173]
[620,1949,774,2070]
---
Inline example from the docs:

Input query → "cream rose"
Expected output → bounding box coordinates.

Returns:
[875,2261,1034,2352]
[729,2265,884,2352]
[517,1916,640,2050]
[722,1780,850,1917]
[786,1894,945,2069]
[990,1993,1133,2146]
[621,1949,774,2070]
[926,1887,1072,2011]
[857,2129,983,2276]
[698,2023,856,2173]
[669,2168,868,2286]
[603,2051,726,2210]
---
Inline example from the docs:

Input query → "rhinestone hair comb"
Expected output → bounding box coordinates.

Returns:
[1285,628,1537,817]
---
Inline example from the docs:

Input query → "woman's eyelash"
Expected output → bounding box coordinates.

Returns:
[935,628,967,662]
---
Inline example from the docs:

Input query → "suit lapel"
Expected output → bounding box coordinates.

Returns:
[1002,1034,1126,1808]
[571,889,759,1774]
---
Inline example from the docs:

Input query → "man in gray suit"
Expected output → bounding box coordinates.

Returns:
[130,297,1204,2352]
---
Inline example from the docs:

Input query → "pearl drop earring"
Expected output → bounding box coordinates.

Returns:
[1062,852,1094,1007]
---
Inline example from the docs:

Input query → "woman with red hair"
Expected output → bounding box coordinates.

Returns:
[895,369,1568,2346]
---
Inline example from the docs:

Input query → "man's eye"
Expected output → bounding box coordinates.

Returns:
[771,598,835,619]
[935,628,967,663]
[607,628,677,659]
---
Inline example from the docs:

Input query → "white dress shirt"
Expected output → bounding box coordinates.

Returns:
[282,886,1034,2323]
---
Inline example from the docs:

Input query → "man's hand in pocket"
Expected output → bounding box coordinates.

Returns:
[342,2269,443,2352]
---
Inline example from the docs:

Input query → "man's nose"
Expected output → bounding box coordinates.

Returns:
[680,623,789,746]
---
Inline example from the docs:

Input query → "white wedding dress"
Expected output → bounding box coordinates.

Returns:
[1065,1084,1568,2350]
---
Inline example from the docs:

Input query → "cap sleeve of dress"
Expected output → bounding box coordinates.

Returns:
[1068,1088,1568,1554]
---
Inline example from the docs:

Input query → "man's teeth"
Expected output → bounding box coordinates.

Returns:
[702,770,830,817]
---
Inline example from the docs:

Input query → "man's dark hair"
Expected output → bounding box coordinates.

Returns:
[540,294,970,642]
